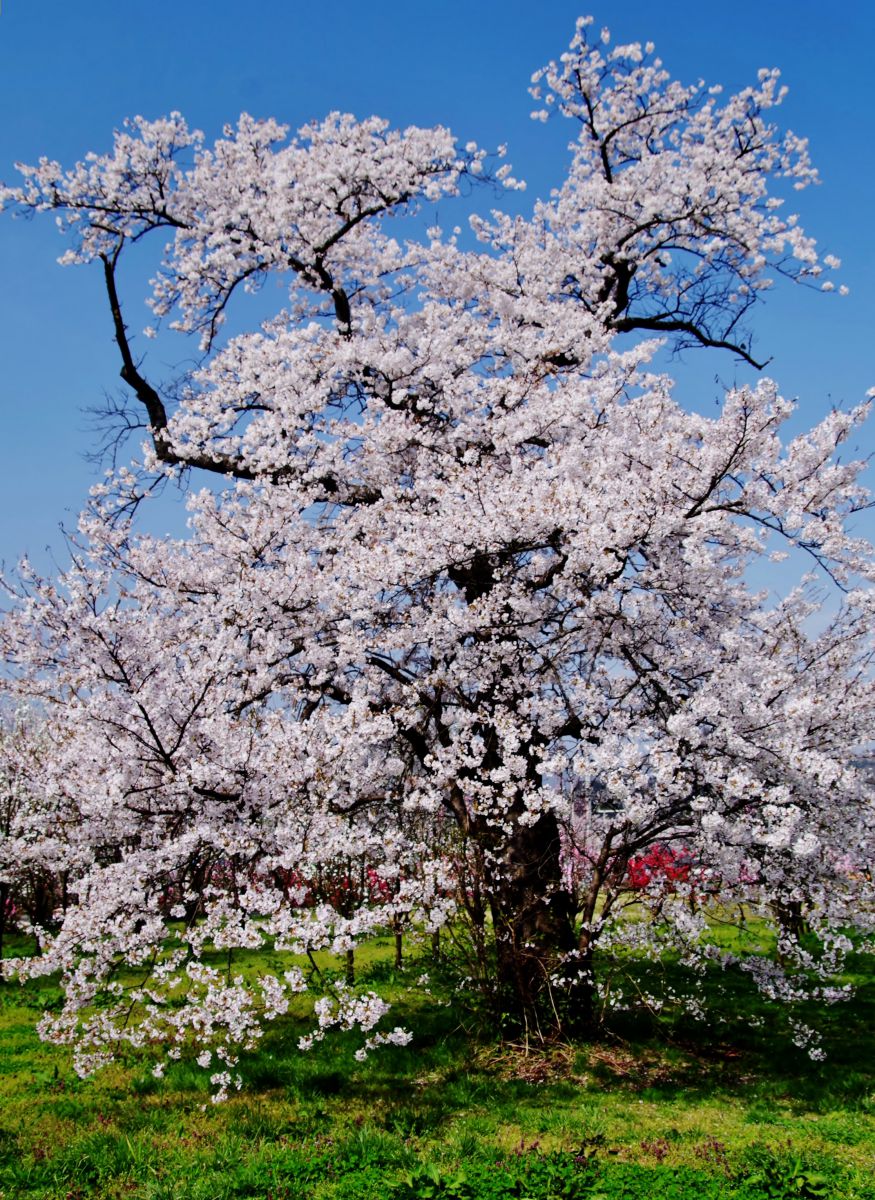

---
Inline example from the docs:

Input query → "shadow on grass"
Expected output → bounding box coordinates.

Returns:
[221,944,875,1125]
[2,934,874,1198]
[574,949,875,1114]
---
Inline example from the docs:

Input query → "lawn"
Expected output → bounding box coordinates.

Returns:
[0,929,873,1199]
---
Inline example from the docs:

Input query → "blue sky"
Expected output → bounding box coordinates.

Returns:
[1,1,873,573]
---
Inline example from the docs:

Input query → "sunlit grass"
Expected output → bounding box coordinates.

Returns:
[1,926,874,1198]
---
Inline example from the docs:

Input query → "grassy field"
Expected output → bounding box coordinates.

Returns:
[1,929,874,1199]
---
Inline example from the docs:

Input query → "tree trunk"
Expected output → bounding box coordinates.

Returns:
[773,898,807,942]
[0,881,7,977]
[28,872,56,930]
[392,916,403,970]
[484,810,595,1039]
[454,837,490,982]
[345,947,356,986]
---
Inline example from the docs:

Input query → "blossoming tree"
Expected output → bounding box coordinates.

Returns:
[1,18,873,1088]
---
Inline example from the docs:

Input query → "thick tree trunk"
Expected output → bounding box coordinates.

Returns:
[773,898,807,942]
[485,810,595,1039]
[29,873,56,930]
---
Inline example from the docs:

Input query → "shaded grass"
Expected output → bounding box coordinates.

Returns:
[0,929,873,1198]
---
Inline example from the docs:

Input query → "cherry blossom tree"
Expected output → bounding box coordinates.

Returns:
[0,709,86,967]
[1,18,873,1084]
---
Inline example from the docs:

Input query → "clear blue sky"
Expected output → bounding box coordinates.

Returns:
[1,1,873,572]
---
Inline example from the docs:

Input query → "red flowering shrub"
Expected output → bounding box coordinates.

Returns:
[627,844,693,891]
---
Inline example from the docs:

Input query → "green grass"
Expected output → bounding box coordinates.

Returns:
[1,931,874,1199]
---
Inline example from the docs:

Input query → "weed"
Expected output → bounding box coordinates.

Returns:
[391,1162,473,1199]
[739,1144,834,1199]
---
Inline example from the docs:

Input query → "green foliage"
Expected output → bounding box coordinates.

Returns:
[392,1162,474,1200]
[739,1145,834,1200]
[509,1151,599,1199]
[391,1152,599,1200]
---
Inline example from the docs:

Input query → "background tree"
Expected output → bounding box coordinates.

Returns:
[0,709,86,967]
[1,18,872,1082]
